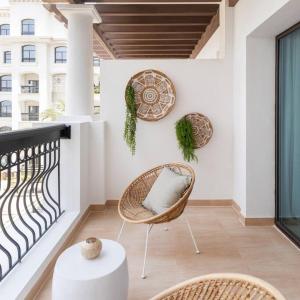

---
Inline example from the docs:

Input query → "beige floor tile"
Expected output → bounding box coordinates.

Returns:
[34,207,300,300]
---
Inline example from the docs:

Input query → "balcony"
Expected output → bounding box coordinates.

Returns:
[21,112,39,121]
[2,1,300,300]
[21,85,39,94]
[0,87,12,92]
[0,112,12,118]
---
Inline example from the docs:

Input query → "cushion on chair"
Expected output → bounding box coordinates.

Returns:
[142,167,191,214]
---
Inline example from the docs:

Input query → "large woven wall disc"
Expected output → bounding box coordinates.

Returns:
[127,69,176,121]
[185,113,213,148]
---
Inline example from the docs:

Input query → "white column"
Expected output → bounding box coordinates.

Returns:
[11,72,21,130]
[39,44,52,113]
[58,5,101,117]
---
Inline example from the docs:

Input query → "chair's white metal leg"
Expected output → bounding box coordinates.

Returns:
[141,224,153,279]
[117,220,126,241]
[184,216,200,254]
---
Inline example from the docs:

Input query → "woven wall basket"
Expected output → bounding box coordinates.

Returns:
[127,69,176,121]
[185,113,213,148]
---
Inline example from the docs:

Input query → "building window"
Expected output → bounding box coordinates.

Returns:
[0,75,12,92]
[22,45,35,62]
[21,19,34,35]
[4,51,11,64]
[0,24,10,36]
[22,105,39,121]
[55,46,67,63]
[93,56,100,66]
[21,79,39,93]
[0,100,12,117]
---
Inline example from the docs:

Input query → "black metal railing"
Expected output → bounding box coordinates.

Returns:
[0,112,12,118]
[0,87,12,92]
[55,58,67,64]
[21,113,39,121]
[21,86,39,93]
[0,125,71,281]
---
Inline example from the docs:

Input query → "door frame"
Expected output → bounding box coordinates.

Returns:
[275,21,300,248]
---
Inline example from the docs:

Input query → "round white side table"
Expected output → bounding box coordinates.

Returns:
[52,239,128,300]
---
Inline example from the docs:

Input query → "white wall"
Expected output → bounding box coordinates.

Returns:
[9,1,66,38]
[246,36,275,217]
[196,28,221,59]
[233,0,300,216]
[101,59,233,201]
[196,0,227,60]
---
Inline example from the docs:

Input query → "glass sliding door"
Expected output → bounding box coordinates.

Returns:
[276,22,300,247]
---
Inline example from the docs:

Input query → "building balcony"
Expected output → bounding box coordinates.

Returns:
[21,85,39,94]
[21,112,39,121]
[0,112,12,117]
[0,87,12,92]
[2,1,300,300]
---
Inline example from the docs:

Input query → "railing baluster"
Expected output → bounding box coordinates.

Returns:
[29,149,48,232]
[57,140,62,216]
[0,164,22,262]
[41,143,59,221]
[24,147,43,237]
[44,141,61,220]
[8,151,30,253]
[33,144,52,226]
[0,125,69,281]
[16,151,36,246]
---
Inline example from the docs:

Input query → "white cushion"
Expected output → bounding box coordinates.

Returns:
[142,167,191,214]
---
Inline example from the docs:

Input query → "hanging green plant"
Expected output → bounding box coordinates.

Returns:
[175,116,198,162]
[124,84,137,155]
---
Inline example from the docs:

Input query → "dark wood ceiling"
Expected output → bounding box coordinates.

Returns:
[93,3,220,59]
[44,1,222,59]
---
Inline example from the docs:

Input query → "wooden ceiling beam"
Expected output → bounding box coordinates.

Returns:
[104,33,202,39]
[93,29,115,59]
[110,39,198,45]
[99,24,206,32]
[100,12,217,17]
[85,0,220,2]
[95,4,219,16]
[42,0,71,3]
[190,9,219,58]
[115,49,191,54]
[100,15,212,24]
[113,45,195,50]
[229,0,239,7]
[117,54,190,58]
[119,57,189,59]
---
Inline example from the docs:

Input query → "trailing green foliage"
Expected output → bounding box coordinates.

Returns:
[175,116,198,162]
[40,100,65,121]
[124,85,137,155]
[94,84,100,94]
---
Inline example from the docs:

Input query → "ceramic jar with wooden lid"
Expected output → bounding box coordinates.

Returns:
[81,237,102,259]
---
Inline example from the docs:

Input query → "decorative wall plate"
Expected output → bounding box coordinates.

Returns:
[126,69,176,121]
[185,113,213,148]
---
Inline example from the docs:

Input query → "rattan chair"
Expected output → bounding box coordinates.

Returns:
[150,273,286,300]
[117,163,199,279]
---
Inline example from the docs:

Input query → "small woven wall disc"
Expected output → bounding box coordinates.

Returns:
[126,69,176,121]
[185,113,213,148]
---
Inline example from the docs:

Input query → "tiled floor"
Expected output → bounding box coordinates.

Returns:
[35,206,300,300]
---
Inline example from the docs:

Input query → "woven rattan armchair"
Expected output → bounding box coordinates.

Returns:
[150,273,286,300]
[117,163,199,279]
